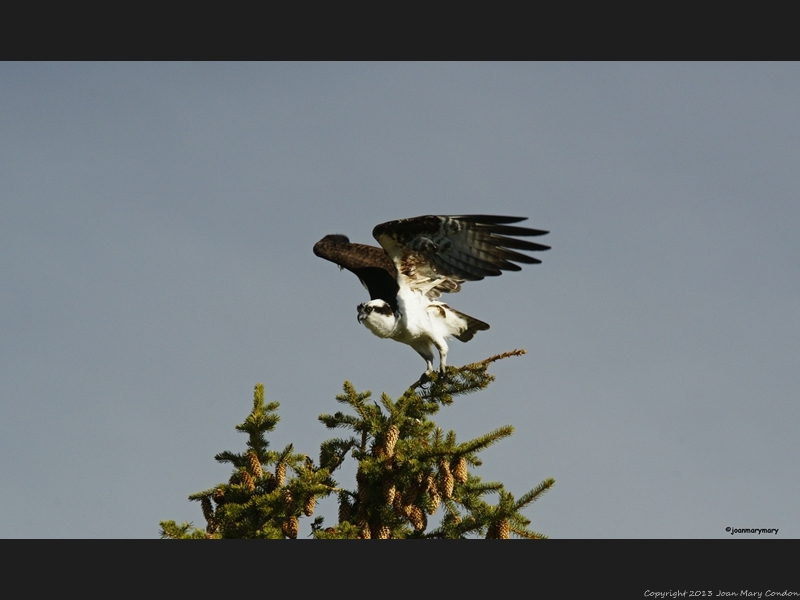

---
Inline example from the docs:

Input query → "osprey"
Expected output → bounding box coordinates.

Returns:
[313,215,549,377]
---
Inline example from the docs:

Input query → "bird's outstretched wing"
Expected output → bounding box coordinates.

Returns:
[372,215,549,298]
[313,234,400,309]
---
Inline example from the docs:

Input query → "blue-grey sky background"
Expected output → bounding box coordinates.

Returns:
[1,62,797,538]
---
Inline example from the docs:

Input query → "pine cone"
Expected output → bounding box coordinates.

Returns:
[283,488,295,512]
[201,497,214,523]
[282,516,299,539]
[359,520,371,539]
[338,496,352,524]
[425,473,436,491]
[498,520,510,539]
[384,483,396,506]
[440,472,454,500]
[408,505,427,532]
[392,493,406,517]
[303,495,316,517]
[356,469,369,503]
[439,459,454,499]
[424,473,440,513]
[275,462,286,487]
[206,517,218,535]
[246,450,263,478]
[375,525,391,539]
[384,425,400,457]
[453,456,468,483]
[212,487,225,505]
[428,489,441,515]
[241,470,255,493]
[486,523,499,539]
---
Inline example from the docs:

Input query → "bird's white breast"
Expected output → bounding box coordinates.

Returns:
[394,287,465,343]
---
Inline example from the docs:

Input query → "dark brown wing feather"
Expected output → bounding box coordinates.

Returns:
[313,234,400,310]
[372,215,549,294]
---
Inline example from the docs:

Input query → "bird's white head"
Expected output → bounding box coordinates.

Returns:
[357,300,396,339]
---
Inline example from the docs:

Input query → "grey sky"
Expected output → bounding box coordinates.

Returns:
[1,62,797,538]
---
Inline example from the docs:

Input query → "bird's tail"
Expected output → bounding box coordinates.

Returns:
[450,308,490,342]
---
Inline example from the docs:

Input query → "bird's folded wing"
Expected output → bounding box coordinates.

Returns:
[313,234,399,305]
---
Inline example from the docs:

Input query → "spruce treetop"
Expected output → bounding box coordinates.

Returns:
[160,350,554,539]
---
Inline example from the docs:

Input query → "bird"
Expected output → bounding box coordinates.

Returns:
[313,214,549,379]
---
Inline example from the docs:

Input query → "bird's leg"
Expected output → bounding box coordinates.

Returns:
[413,344,436,377]
[433,339,448,374]
[408,358,435,390]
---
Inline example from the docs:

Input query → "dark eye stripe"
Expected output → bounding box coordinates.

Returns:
[374,303,394,316]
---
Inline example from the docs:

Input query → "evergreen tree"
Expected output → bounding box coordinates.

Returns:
[160,350,554,539]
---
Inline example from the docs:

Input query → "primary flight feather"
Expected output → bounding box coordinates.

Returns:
[313,215,549,377]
